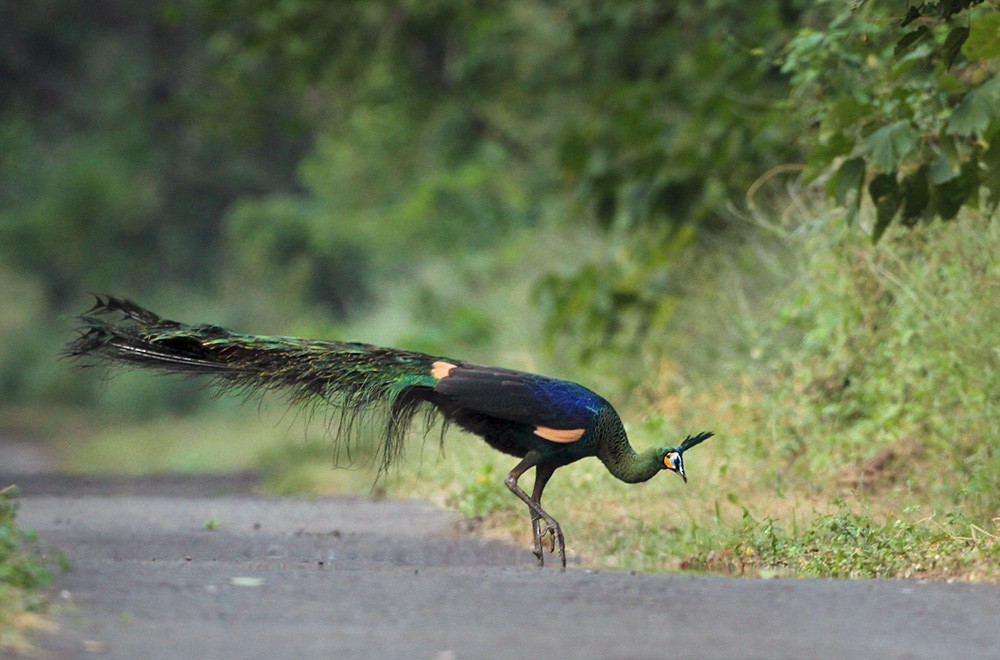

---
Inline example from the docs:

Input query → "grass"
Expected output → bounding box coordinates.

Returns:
[651,203,1000,579]
[0,486,56,655]
[700,506,1000,580]
[27,205,1000,581]
[56,408,305,475]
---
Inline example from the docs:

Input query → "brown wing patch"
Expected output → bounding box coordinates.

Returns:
[534,426,585,443]
[431,361,457,380]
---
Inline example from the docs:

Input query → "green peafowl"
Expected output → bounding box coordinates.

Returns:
[64,296,713,568]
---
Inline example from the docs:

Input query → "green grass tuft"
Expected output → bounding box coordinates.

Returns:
[448,464,519,519]
[0,486,56,654]
[684,503,1000,580]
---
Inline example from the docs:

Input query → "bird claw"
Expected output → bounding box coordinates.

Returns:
[546,527,557,553]
[549,522,566,569]
[531,516,545,564]
[531,518,565,569]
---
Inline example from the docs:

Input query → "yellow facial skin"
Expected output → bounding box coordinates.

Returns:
[663,451,686,482]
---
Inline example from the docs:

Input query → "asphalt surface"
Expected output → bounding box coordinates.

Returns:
[4,468,1000,659]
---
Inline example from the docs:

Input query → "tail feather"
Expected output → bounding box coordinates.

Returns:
[66,296,225,374]
[64,296,447,472]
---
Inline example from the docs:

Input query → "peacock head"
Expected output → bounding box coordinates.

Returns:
[660,431,714,483]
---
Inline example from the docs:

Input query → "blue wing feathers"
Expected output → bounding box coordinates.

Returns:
[433,365,601,429]
[528,377,602,421]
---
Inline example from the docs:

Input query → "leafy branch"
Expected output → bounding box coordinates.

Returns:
[784,2,1000,241]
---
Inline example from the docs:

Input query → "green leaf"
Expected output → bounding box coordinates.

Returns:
[804,133,855,183]
[820,98,866,136]
[869,173,901,242]
[929,156,959,185]
[963,12,1000,61]
[948,88,998,136]
[828,157,865,205]
[982,137,1000,211]
[900,5,922,27]
[864,122,919,172]
[828,157,866,225]
[942,26,970,69]
[936,0,978,20]
[900,164,930,226]
[932,158,980,220]
[895,26,931,55]
[557,128,591,178]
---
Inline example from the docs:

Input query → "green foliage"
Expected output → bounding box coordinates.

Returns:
[617,203,1000,577]
[760,218,1000,518]
[0,487,50,593]
[535,225,691,370]
[223,195,369,319]
[193,1,816,366]
[0,485,54,651]
[448,464,518,519]
[694,505,999,579]
[0,1,307,406]
[201,0,551,277]
[784,2,1000,239]
[0,1,304,293]
[551,3,801,231]
[530,3,808,358]
[547,3,1000,353]
[665,203,1000,510]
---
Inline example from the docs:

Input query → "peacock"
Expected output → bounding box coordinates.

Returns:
[64,296,713,567]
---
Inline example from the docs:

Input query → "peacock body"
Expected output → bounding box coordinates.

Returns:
[65,296,712,567]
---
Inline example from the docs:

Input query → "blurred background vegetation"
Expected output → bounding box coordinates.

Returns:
[2,0,999,578]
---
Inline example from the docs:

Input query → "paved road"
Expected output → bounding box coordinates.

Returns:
[6,472,1000,660]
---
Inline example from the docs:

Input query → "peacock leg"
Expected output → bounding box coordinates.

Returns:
[505,453,565,569]
[530,464,556,560]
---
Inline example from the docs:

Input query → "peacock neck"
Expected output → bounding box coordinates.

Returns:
[595,416,662,484]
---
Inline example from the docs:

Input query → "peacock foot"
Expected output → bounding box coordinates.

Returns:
[534,520,566,569]
[531,516,546,563]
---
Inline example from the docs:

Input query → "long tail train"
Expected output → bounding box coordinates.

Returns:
[64,296,449,471]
